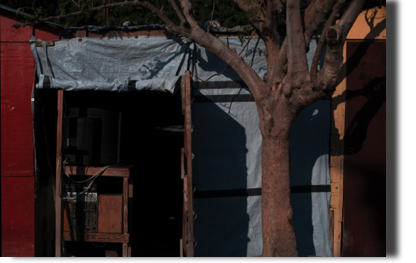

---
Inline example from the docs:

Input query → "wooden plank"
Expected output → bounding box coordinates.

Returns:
[1,177,35,257]
[98,194,123,233]
[34,41,54,47]
[122,177,128,257]
[1,43,35,177]
[181,77,186,115]
[55,89,64,257]
[184,70,194,257]
[88,30,171,38]
[64,232,130,243]
[128,178,133,257]
[64,165,133,177]
[44,232,129,243]
[329,42,347,257]
[181,148,187,256]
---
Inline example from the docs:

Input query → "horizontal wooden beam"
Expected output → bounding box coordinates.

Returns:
[44,231,129,243]
[34,41,54,47]
[64,165,133,178]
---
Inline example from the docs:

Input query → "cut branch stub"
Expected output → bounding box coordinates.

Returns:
[327,27,340,45]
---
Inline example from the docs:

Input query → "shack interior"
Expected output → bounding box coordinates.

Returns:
[35,87,185,256]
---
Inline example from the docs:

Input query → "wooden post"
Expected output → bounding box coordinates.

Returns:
[184,70,194,257]
[55,89,64,257]
[330,44,347,257]
[122,177,128,257]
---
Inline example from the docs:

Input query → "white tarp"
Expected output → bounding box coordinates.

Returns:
[30,35,191,93]
[30,34,332,257]
[190,37,332,257]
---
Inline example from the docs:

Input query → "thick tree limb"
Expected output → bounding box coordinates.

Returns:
[168,0,187,26]
[303,0,336,45]
[283,0,309,96]
[318,0,366,93]
[234,0,266,33]
[179,0,199,28]
[310,0,345,79]
[234,1,282,82]
[262,0,281,79]
[176,0,266,101]
[337,0,366,36]
[267,0,332,87]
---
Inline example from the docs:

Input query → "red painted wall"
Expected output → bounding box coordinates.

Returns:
[1,12,59,257]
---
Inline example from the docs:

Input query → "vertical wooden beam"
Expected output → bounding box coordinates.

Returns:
[122,177,128,257]
[55,89,64,257]
[330,43,347,257]
[181,148,187,256]
[184,70,194,257]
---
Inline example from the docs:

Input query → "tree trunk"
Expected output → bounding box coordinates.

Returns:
[261,127,298,257]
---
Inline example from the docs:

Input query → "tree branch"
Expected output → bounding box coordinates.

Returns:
[303,0,336,46]
[262,0,281,79]
[267,0,331,87]
[317,0,366,93]
[337,0,366,36]
[168,0,187,26]
[179,0,199,28]
[70,0,80,9]
[282,0,309,96]
[175,1,266,101]
[234,0,265,33]
[310,0,345,79]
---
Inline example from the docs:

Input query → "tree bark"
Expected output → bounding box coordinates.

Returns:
[261,120,298,257]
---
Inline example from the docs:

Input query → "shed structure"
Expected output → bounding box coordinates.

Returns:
[1,4,386,257]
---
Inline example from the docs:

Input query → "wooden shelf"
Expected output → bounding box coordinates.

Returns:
[63,232,129,243]
[64,165,133,178]
[45,232,129,243]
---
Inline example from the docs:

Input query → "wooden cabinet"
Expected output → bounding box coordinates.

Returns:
[57,165,133,257]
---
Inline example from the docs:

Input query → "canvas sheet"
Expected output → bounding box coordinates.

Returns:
[30,34,332,257]
[191,37,331,257]
[30,35,191,93]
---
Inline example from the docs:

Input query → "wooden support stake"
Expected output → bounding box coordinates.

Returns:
[35,41,54,47]
[122,177,128,257]
[330,44,347,257]
[55,89,64,257]
[184,70,194,257]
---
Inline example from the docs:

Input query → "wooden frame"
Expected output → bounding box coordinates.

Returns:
[329,43,347,257]
[180,71,194,257]
[53,90,133,257]
[61,165,133,257]
[55,89,64,257]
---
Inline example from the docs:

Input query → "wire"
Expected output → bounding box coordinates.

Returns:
[62,159,119,199]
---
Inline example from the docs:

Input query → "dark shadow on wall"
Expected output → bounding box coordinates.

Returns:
[331,40,386,257]
[191,89,251,257]
[33,89,58,256]
[289,100,331,257]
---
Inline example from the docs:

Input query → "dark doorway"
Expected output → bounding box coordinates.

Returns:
[36,89,184,256]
